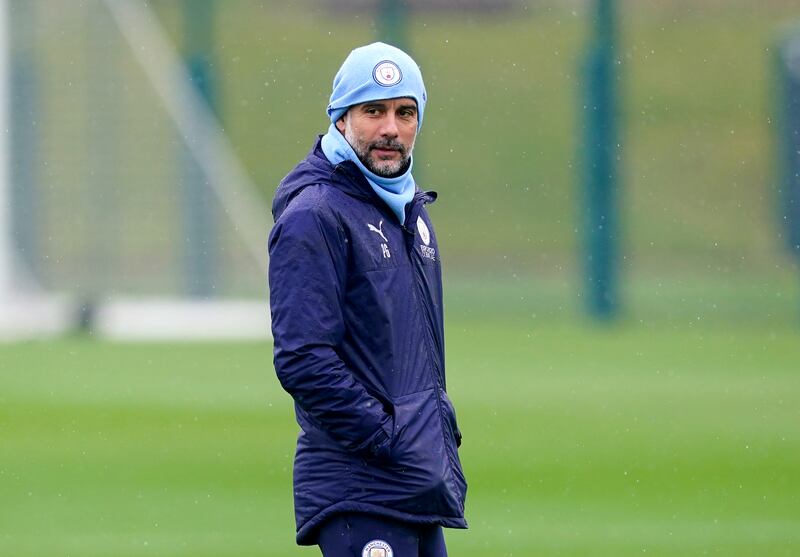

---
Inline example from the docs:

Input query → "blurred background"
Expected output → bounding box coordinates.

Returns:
[1,0,799,555]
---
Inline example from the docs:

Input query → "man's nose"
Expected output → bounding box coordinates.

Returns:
[379,114,399,138]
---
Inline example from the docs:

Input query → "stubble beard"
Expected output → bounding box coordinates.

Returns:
[345,127,414,179]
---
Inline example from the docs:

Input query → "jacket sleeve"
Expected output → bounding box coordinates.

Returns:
[268,199,392,459]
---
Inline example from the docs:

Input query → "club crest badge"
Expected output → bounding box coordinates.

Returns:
[373,61,402,87]
[362,539,393,557]
[417,216,431,246]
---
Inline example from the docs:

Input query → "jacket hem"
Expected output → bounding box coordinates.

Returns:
[295,501,468,546]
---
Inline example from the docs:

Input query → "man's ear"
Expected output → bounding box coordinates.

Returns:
[335,116,346,134]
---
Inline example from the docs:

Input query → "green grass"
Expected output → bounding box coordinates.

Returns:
[2,295,798,556]
[13,7,800,553]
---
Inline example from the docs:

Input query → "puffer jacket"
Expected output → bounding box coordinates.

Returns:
[268,137,467,545]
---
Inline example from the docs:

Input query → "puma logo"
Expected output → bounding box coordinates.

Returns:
[367,220,388,243]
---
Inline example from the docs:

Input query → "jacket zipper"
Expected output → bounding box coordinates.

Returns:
[402,195,464,505]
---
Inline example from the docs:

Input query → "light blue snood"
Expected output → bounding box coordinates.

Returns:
[321,125,415,224]
[321,42,427,224]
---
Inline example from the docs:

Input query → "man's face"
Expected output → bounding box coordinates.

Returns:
[336,97,418,178]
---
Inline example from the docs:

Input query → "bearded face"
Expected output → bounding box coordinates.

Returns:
[337,98,418,178]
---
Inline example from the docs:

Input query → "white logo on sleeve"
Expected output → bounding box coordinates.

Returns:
[373,61,402,87]
[362,539,393,557]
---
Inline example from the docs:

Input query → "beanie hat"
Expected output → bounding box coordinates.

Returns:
[327,42,427,129]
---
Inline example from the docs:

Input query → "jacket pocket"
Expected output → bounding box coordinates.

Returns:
[388,388,449,490]
[351,387,462,515]
[439,389,462,448]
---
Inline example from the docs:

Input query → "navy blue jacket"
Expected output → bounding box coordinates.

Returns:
[268,138,467,545]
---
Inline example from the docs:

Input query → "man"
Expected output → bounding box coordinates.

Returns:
[268,42,467,557]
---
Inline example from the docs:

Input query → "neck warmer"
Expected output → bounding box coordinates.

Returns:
[321,123,415,225]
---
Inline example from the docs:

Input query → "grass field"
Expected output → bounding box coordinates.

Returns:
[9,6,800,553]
[2,283,799,556]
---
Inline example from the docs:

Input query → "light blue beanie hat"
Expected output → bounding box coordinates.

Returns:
[327,42,427,129]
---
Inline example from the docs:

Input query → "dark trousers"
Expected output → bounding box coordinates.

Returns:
[317,513,448,557]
